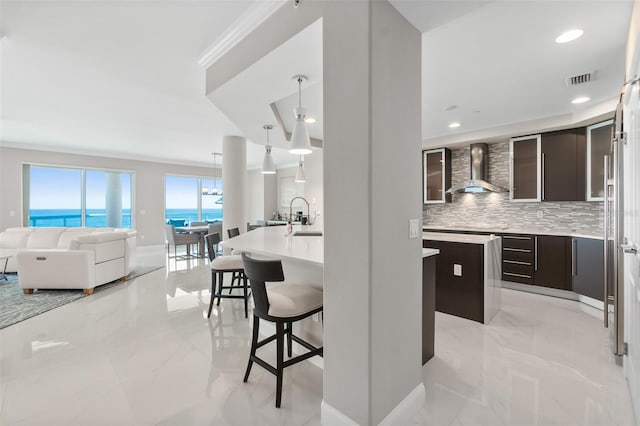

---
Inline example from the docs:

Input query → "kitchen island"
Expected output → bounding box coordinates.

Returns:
[224,225,440,364]
[423,232,501,324]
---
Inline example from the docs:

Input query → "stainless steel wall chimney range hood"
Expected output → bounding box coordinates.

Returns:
[446,143,505,193]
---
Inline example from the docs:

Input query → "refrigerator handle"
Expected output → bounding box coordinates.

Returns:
[603,154,609,328]
[571,238,577,276]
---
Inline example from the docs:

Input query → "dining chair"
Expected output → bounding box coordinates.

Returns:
[165,224,199,258]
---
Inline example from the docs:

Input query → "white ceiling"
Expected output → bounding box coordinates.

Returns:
[0,0,261,167]
[0,1,633,168]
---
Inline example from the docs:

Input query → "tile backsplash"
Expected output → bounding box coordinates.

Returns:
[422,142,603,236]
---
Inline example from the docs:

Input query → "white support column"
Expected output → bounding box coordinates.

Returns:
[222,135,246,239]
[322,2,423,425]
[105,172,122,228]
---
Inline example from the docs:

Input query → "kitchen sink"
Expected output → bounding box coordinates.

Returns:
[292,231,323,236]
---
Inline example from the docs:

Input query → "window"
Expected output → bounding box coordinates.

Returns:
[165,175,222,226]
[85,170,132,227]
[25,164,133,228]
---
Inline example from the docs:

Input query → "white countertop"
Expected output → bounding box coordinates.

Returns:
[224,226,436,264]
[423,231,500,244]
[223,225,324,265]
[423,225,602,240]
[422,248,439,258]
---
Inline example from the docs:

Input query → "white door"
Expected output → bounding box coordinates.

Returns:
[622,80,640,423]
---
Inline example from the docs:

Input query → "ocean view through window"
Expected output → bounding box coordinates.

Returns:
[165,175,223,225]
[26,165,133,228]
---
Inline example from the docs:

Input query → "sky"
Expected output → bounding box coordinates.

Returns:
[29,166,222,211]
[30,166,131,210]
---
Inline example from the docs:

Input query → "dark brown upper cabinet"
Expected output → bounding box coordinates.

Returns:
[423,148,451,204]
[586,120,614,201]
[541,128,586,201]
[509,135,541,201]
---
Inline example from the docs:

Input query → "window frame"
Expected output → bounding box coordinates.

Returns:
[23,162,135,228]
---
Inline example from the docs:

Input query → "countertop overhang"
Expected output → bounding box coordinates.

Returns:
[223,225,324,265]
[423,225,602,240]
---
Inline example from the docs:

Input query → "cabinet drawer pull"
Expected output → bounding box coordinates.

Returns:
[504,272,532,279]
[503,260,532,265]
[503,236,532,240]
[504,248,532,253]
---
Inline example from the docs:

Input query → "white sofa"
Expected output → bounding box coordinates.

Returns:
[0,227,137,295]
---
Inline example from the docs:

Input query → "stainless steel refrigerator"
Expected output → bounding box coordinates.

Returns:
[603,98,627,358]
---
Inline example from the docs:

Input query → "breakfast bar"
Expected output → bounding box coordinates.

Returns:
[224,225,439,363]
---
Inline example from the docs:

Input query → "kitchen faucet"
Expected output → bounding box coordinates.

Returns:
[289,196,310,224]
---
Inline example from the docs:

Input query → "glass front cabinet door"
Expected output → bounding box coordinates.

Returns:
[423,148,451,204]
[586,120,613,201]
[510,135,541,201]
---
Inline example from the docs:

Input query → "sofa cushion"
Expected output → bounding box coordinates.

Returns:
[57,231,94,249]
[0,228,33,248]
[27,229,65,249]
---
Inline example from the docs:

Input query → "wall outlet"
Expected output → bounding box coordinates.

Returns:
[537,210,544,219]
[409,219,420,239]
[453,264,463,276]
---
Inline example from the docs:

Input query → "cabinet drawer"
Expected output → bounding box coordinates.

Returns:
[502,271,534,284]
[502,248,534,263]
[503,259,534,273]
[502,235,534,250]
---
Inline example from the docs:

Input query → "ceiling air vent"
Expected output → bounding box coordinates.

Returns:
[566,71,596,87]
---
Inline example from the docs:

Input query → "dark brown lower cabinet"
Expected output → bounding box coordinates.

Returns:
[533,235,571,290]
[423,240,484,323]
[572,237,604,300]
[422,255,436,365]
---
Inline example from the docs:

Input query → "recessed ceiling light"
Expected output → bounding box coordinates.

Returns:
[448,122,461,128]
[555,29,584,44]
[571,96,590,104]
[304,117,316,124]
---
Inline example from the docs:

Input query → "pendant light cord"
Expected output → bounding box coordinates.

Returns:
[298,77,302,108]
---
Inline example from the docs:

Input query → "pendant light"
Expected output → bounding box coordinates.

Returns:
[202,152,222,195]
[294,155,306,183]
[261,125,276,174]
[212,152,222,195]
[289,75,313,155]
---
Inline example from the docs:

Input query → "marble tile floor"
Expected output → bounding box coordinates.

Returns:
[0,246,636,425]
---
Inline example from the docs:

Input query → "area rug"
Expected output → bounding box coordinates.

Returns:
[0,265,165,330]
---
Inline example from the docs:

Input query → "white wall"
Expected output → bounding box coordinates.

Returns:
[0,147,220,246]
[246,168,278,225]
[270,149,323,224]
[246,169,265,225]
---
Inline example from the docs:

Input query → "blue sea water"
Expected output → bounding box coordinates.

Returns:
[29,209,223,228]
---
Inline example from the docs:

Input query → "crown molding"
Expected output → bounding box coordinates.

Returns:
[198,0,288,70]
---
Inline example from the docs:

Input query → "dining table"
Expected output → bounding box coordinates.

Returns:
[175,225,210,258]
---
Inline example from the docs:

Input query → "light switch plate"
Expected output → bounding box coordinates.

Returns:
[453,264,462,276]
[409,219,420,239]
